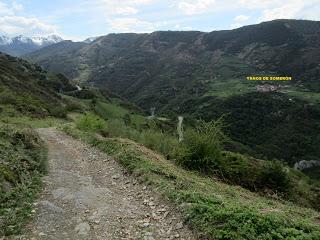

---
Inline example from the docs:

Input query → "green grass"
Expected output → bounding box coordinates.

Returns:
[205,78,255,98]
[93,100,148,128]
[63,125,320,240]
[0,123,47,236]
[0,105,69,129]
[286,89,320,104]
[94,101,128,119]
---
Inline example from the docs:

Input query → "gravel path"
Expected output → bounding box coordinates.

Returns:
[19,128,196,240]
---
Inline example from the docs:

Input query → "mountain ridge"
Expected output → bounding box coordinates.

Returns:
[24,19,320,167]
[25,19,320,92]
[0,34,63,56]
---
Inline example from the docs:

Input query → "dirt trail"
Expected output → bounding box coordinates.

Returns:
[19,128,196,240]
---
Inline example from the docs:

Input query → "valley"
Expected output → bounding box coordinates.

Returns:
[1,19,320,239]
[24,19,320,173]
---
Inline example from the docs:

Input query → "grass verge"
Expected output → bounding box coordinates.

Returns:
[0,123,47,236]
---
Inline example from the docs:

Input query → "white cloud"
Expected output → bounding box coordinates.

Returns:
[96,0,153,15]
[115,7,138,15]
[0,1,59,37]
[259,3,302,22]
[257,0,320,22]
[230,14,250,29]
[234,14,250,22]
[0,16,58,37]
[178,0,216,15]
[12,2,24,12]
[98,0,153,5]
[0,1,13,15]
[239,0,279,9]
[108,17,155,32]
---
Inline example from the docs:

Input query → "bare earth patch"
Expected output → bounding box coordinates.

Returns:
[16,128,196,240]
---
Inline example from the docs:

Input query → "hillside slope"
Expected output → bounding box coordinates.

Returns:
[26,19,320,105]
[0,52,76,117]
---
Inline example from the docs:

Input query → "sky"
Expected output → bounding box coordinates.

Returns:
[0,0,320,41]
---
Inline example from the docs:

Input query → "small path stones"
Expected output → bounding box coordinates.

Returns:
[15,128,196,240]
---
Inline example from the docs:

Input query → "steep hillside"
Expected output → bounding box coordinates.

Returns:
[26,19,320,102]
[25,19,320,168]
[25,41,88,80]
[0,52,76,117]
[182,92,320,165]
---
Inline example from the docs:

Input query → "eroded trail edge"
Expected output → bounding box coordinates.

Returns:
[22,128,195,240]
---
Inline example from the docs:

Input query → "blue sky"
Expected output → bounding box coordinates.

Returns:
[0,0,319,40]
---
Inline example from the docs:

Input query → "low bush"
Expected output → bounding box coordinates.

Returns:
[49,106,67,118]
[260,160,291,193]
[140,130,179,158]
[219,151,251,183]
[176,119,228,172]
[100,119,129,137]
[0,91,17,105]
[99,119,179,158]
[65,100,83,112]
[75,113,106,131]
[219,152,292,194]
[171,118,292,194]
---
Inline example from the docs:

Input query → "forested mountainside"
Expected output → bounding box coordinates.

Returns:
[26,19,320,99]
[24,19,320,169]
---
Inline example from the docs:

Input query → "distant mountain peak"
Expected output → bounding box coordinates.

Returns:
[29,35,64,45]
[0,34,64,56]
[0,35,13,45]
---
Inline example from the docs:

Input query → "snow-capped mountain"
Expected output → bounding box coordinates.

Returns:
[0,36,13,45]
[0,35,63,56]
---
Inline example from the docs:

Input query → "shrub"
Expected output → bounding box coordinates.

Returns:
[260,160,291,193]
[76,113,106,131]
[0,91,17,105]
[176,118,228,172]
[174,118,291,194]
[140,130,179,158]
[101,119,128,137]
[219,151,251,183]
[218,152,292,194]
[65,101,83,112]
[49,106,67,118]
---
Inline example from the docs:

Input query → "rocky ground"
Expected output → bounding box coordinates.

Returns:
[12,128,197,240]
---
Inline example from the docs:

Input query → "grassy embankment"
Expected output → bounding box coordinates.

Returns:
[0,121,47,235]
